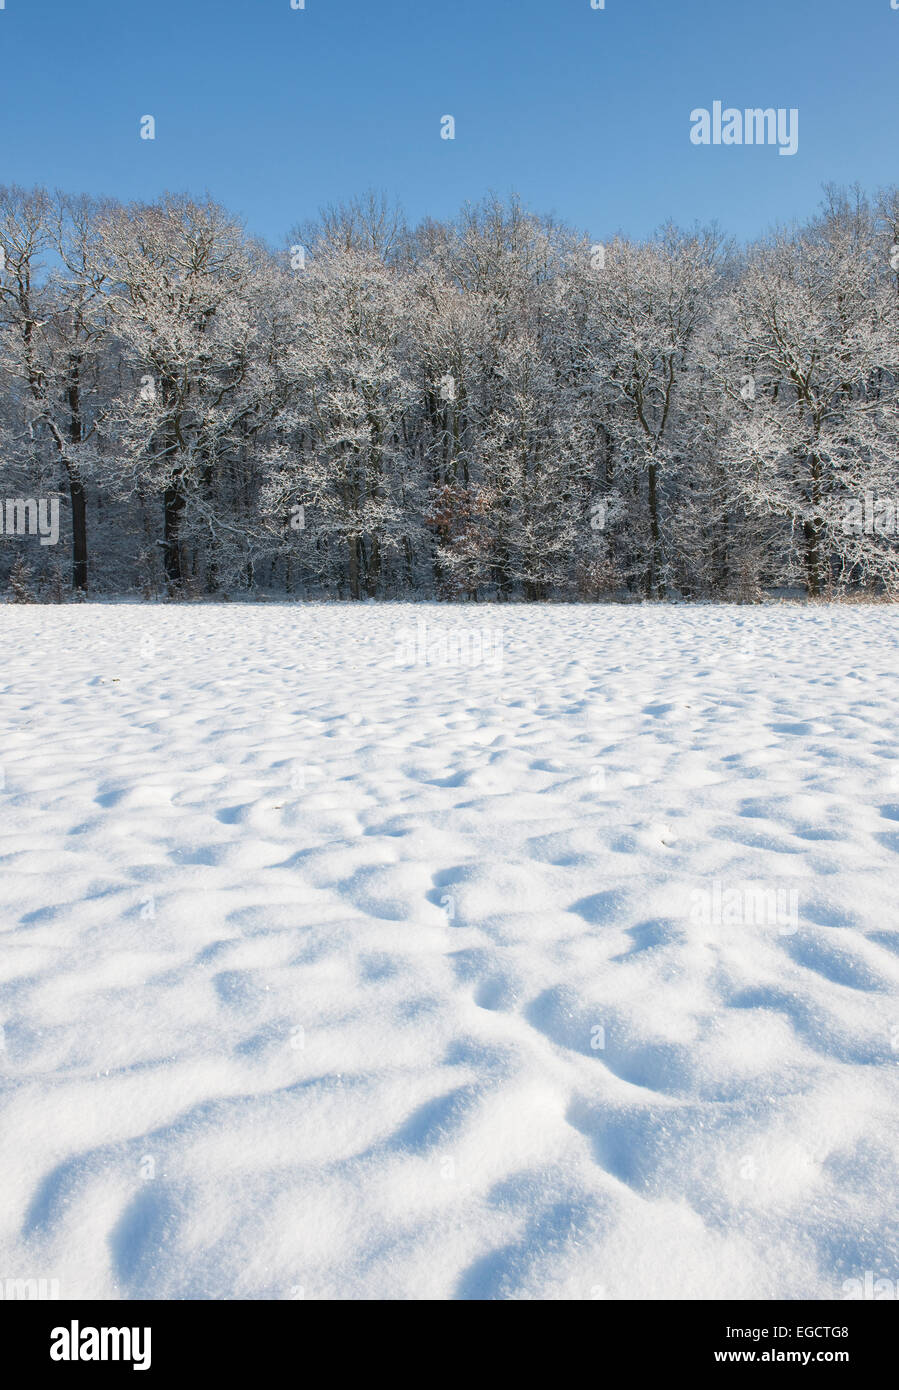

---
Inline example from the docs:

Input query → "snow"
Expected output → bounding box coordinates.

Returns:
[1,601,897,1301]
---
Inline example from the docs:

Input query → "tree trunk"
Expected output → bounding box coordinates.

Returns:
[348,535,360,600]
[367,534,381,597]
[164,472,186,589]
[804,452,823,598]
[804,519,822,597]
[647,462,664,597]
[67,465,88,592]
[66,368,89,592]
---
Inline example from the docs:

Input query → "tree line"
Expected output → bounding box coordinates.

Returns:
[1,184,897,602]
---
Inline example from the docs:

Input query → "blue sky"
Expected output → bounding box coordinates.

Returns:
[1,0,897,246]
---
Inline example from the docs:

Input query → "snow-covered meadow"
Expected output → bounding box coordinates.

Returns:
[1,602,898,1300]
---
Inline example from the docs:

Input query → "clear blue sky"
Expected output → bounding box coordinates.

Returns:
[1,0,897,246]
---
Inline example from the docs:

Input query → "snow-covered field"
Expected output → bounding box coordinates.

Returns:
[1,602,898,1301]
